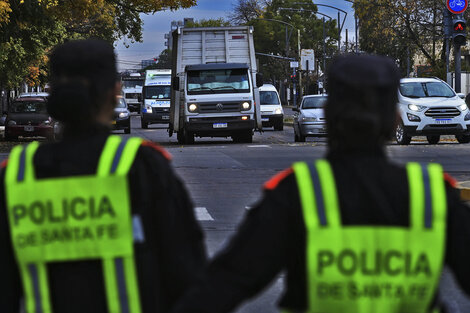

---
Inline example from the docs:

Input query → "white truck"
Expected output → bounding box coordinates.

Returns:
[121,72,143,113]
[141,69,171,129]
[169,26,262,144]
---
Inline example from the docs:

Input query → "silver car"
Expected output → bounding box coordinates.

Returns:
[293,95,327,142]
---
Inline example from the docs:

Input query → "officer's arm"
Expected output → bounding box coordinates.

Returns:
[133,143,207,308]
[171,169,300,313]
[0,167,22,311]
[444,179,470,296]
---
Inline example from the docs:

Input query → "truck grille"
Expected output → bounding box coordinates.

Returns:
[153,108,170,113]
[198,102,241,113]
[424,107,460,118]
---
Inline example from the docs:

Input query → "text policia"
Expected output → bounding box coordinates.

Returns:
[10,195,119,248]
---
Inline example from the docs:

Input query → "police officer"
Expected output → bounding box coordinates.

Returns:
[171,54,470,313]
[0,40,206,313]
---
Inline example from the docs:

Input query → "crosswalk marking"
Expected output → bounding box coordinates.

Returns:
[194,207,214,221]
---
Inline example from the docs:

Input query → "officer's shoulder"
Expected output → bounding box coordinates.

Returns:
[137,140,172,162]
[264,167,294,190]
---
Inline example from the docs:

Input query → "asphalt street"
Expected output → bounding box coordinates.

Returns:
[1,114,470,312]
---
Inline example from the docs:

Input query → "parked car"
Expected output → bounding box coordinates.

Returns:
[259,84,284,130]
[5,97,54,140]
[293,95,327,142]
[396,77,470,145]
[112,96,131,134]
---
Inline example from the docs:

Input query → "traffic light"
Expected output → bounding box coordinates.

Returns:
[453,18,467,45]
[290,74,297,82]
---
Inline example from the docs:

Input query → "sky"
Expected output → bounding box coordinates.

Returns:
[115,0,356,71]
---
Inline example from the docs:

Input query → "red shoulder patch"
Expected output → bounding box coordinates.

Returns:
[444,172,458,188]
[0,159,8,169]
[264,168,293,190]
[141,141,172,161]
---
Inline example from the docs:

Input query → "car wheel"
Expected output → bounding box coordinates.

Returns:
[395,122,411,145]
[426,135,440,144]
[125,127,131,134]
[456,134,470,143]
[141,119,148,129]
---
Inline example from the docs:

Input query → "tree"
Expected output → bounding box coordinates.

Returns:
[354,0,445,77]
[0,0,197,90]
[229,0,266,24]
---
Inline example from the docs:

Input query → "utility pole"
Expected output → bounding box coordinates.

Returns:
[444,8,452,84]
[323,17,326,72]
[338,11,341,51]
[298,29,302,97]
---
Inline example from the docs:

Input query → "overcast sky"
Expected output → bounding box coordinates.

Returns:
[115,0,356,71]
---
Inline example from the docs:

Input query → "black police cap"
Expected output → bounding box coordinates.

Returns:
[327,54,400,88]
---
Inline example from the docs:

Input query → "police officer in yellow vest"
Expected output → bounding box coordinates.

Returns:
[0,40,206,313]
[171,54,470,313]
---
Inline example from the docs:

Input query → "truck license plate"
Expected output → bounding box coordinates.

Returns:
[162,116,169,120]
[24,126,34,132]
[435,119,451,124]
[261,118,269,122]
[213,123,228,128]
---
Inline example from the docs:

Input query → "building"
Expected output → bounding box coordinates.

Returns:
[164,18,194,49]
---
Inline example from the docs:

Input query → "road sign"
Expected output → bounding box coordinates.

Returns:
[290,61,299,68]
[447,0,468,14]
[300,49,315,71]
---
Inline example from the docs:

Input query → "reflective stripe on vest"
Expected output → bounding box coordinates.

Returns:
[5,135,143,313]
[289,160,446,313]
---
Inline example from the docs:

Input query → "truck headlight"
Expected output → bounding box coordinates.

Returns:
[459,103,468,111]
[241,102,251,110]
[144,106,152,114]
[275,108,283,115]
[188,103,198,112]
[408,104,426,112]
[119,112,129,118]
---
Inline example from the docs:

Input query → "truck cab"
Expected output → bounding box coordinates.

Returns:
[141,69,171,129]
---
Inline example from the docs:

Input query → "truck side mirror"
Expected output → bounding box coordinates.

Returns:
[172,77,180,91]
[256,73,264,88]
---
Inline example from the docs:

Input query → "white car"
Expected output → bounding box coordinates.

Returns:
[396,78,470,145]
[293,95,327,142]
[259,84,284,130]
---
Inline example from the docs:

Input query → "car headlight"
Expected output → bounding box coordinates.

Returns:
[459,103,468,111]
[188,103,198,112]
[241,102,251,110]
[7,120,16,126]
[119,112,129,118]
[275,108,283,115]
[301,116,317,122]
[408,104,426,112]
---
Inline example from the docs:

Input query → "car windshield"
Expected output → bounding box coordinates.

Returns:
[302,97,327,109]
[144,86,171,99]
[122,80,143,89]
[116,98,127,108]
[10,101,47,113]
[399,82,455,98]
[187,69,250,95]
[260,91,280,105]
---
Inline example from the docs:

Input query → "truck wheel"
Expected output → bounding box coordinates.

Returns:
[274,121,284,131]
[141,119,149,129]
[395,122,411,145]
[456,134,470,143]
[177,128,194,144]
[426,135,440,144]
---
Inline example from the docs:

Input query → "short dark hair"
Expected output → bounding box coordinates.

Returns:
[325,54,400,152]
[47,39,117,125]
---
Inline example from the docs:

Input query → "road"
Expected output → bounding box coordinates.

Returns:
[1,114,470,312]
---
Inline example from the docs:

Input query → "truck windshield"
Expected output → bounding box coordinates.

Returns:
[122,80,143,89]
[399,82,455,98]
[260,91,280,105]
[145,86,171,99]
[187,69,250,95]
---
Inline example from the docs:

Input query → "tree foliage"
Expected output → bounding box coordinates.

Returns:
[354,0,445,76]
[0,0,197,89]
[185,18,231,28]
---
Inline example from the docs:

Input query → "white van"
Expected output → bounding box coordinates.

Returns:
[259,84,284,130]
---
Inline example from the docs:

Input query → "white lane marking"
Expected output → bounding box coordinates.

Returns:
[195,207,214,221]
[247,145,271,148]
